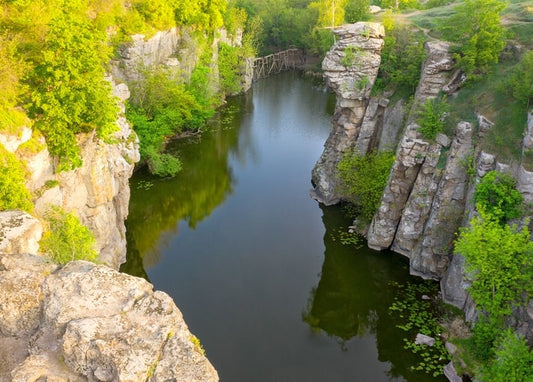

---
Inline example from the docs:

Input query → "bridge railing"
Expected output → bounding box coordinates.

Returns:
[251,48,305,81]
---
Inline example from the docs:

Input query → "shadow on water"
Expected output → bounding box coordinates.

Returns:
[122,93,253,275]
[303,205,447,381]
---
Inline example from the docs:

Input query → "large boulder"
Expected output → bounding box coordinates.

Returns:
[1,259,219,382]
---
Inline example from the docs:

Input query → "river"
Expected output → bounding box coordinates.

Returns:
[123,72,445,381]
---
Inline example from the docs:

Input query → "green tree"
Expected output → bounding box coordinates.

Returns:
[39,205,98,265]
[337,149,395,222]
[219,43,245,95]
[0,145,33,212]
[175,0,227,30]
[26,8,118,171]
[479,329,533,382]
[376,21,426,94]
[507,51,533,108]
[344,0,370,23]
[417,97,448,140]
[473,170,523,224]
[441,0,507,76]
[309,0,347,28]
[454,209,533,321]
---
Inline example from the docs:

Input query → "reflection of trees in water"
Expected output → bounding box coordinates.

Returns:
[124,95,253,270]
[302,204,443,382]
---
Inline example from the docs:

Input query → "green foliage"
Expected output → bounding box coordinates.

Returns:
[224,2,248,38]
[39,205,98,265]
[389,281,450,377]
[375,21,426,94]
[473,170,523,224]
[344,0,370,22]
[218,43,245,95]
[0,37,28,133]
[505,50,533,107]
[470,319,499,361]
[175,0,227,30]
[189,334,206,356]
[340,46,357,67]
[440,0,507,77]
[26,8,118,171]
[416,97,448,140]
[478,329,533,382]
[0,145,33,212]
[337,150,395,222]
[127,67,213,177]
[455,209,533,321]
[309,0,347,28]
[145,147,183,178]
[379,0,421,10]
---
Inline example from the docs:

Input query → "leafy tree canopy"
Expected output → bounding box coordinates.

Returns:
[440,0,507,76]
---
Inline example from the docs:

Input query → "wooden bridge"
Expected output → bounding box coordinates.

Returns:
[251,48,306,81]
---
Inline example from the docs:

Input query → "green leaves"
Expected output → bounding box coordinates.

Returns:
[440,0,507,76]
[473,170,523,224]
[0,145,33,212]
[455,209,533,320]
[27,9,118,171]
[417,97,448,140]
[337,149,395,222]
[39,205,98,265]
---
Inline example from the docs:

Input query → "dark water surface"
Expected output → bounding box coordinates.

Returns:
[124,72,442,381]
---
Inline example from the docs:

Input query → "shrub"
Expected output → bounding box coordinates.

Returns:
[340,46,357,68]
[337,149,395,222]
[507,51,533,108]
[478,329,533,382]
[127,67,212,177]
[376,22,426,94]
[473,170,523,224]
[417,97,448,140]
[218,43,245,95]
[455,209,533,321]
[0,145,33,212]
[39,205,98,265]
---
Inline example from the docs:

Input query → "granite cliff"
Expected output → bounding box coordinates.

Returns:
[312,23,533,343]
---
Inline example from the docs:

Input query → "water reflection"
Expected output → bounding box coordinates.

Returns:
[123,72,446,381]
[303,205,447,381]
[123,94,253,271]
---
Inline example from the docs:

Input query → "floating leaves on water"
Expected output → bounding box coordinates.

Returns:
[330,227,362,248]
[137,180,154,190]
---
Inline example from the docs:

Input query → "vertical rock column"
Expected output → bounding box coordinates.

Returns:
[367,41,455,250]
[311,22,385,205]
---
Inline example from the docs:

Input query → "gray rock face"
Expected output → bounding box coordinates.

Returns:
[13,80,140,269]
[112,28,180,82]
[367,40,456,251]
[1,256,218,382]
[410,122,473,280]
[311,22,385,205]
[0,210,42,255]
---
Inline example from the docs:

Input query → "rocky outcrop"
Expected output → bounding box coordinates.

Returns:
[311,22,385,205]
[112,27,252,94]
[0,253,218,382]
[367,41,456,251]
[1,81,140,269]
[409,122,472,279]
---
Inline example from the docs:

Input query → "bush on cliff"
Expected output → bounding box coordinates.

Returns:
[337,149,395,222]
[127,67,216,177]
[39,205,98,265]
[473,170,523,224]
[0,145,33,213]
